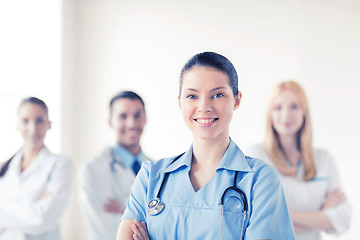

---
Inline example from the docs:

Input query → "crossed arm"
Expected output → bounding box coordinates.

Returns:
[291,188,346,233]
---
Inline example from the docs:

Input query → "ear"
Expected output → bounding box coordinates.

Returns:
[48,120,52,130]
[108,117,113,128]
[178,95,182,110]
[233,92,242,110]
[143,112,147,125]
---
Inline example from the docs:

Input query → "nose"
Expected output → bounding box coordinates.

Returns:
[197,98,212,113]
[281,107,291,119]
[28,121,36,135]
[126,116,136,128]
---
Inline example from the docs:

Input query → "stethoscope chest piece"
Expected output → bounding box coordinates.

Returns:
[148,197,165,216]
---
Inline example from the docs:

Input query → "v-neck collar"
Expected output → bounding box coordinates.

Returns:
[162,139,253,174]
[13,146,49,179]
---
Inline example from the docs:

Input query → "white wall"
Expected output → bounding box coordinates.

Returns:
[61,0,359,239]
[0,1,62,161]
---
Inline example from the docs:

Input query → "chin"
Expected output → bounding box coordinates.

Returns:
[123,140,140,148]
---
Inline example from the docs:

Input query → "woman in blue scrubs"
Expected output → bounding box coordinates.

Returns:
[116,52,295,240]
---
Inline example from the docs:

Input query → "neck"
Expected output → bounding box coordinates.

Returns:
[192,135,229,167]
[278,135,300,165]
[122,144,141,156]
[21,143,44,171]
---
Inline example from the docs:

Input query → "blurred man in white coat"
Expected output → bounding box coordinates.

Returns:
[79,91,150,240]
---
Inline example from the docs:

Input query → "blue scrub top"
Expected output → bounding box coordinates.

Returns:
[122,139,295,239]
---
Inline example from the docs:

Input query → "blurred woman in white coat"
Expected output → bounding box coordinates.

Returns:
[247,81,351,240]
[0,97,73,240]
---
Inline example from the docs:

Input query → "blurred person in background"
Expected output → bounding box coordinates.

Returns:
[79,91,150,240]
[0,97,73,240]
[247,81,351,240]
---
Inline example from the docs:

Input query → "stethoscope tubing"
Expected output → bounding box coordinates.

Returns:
[148,153,248,240]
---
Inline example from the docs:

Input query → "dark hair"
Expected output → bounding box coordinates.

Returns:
[0,154,15,178]
[179,52,239,96]
[109,91,145,113]
[18,97,49,117]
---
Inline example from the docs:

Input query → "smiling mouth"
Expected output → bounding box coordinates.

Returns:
[195,118,218,124]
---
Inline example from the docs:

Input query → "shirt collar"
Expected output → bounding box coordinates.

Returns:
[163,139,253,174]
[163,145,193,173]
[113,144,145,168]
[216,139,253,172]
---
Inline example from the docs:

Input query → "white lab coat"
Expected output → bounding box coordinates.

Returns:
[79,147,149,240]
[0,146,73,240]
[246,145,351,240]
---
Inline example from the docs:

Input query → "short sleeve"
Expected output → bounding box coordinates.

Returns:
[122,161,151,223]
[244,164,295,240]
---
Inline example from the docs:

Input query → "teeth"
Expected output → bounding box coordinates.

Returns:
[197,119,215,124]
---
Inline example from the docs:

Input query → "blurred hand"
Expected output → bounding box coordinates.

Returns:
[40,190,51,200]
[293,223,310,233]
[104,198,124,213]
[321,189,346,210]
[131,219,150,240]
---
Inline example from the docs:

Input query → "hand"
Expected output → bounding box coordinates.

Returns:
[293,223,310,233]
[104,198,124,213]
[131,219,150,240]
[321,189,346,210]
[40,190,51,200]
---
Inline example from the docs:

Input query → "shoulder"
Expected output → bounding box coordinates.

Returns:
[44,148,73,170]
[245,144,271,162]
[242,145,281,189]
[246,155,279,179]
[312,147,337,170]
[141,156,175,175]
[313,148,333,161]
[245,144,274,167]
[245,144,264,156]
[80,147,112,176]
[83,147,112,168]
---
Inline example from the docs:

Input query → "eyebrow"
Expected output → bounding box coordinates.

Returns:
[184,87,226,92]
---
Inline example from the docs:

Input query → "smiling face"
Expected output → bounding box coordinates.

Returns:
[271,89,305,138]
[109,98,146,152]
[17,103,51,150]
[178,66,241,142]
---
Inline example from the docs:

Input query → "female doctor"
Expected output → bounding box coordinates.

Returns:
[117,52,295,239]
[246,81,351,239]
[0,97,72,240]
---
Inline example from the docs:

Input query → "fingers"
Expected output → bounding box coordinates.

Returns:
[132,219,150,240]
[104,198,123,213]
[40,190,51,200]
[322,189,346,209]
[328,189,346,203]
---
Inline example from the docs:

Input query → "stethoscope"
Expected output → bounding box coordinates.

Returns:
[147,153,248,239]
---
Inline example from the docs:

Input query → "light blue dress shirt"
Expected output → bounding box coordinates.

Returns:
[112,144,146,170]
[122,139,295,239]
